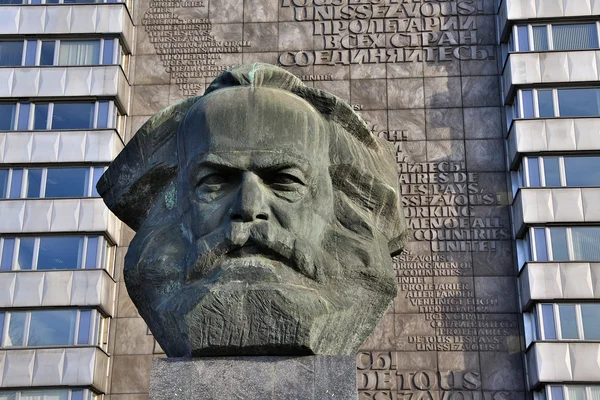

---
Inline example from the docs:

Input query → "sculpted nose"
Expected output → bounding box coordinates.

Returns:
[229,172,269,222]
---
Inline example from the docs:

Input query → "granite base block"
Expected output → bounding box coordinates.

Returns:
[149,355,357,400]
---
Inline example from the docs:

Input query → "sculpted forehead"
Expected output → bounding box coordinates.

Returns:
[179,87,329,162]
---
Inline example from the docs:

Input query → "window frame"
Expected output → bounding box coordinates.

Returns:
[0,235,115,274]
[511,22,600,52]
[0,388,102,400]
[0,100,120,132]
[544,385,600,400]
[524,226,600,262]
[513,88,600,119]
[0,309,108,350]
[0,166,106,199]
[0,38,123,68]
[534,303,600,341]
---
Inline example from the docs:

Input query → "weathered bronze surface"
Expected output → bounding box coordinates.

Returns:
[98,63,407,357]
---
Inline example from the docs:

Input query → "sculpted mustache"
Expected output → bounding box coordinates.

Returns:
[184,221,319,283]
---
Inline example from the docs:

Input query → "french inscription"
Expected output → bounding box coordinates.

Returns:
[357,352,512,400]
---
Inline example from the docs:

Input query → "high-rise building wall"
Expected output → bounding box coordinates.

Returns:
[0,0,599,399]
[499,1,600,399]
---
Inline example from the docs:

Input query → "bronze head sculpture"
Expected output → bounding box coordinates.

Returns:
[98,63,406,357]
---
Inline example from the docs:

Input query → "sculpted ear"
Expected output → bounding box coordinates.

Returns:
[96,97,201,231]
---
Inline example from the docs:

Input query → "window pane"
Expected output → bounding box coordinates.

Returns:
[521,90,534,118]
[9,169,22,199]
[92,167,104,197]
[1,238,15,271]
[7,312,26,346]
[581,304,600,339]
[0,104,16,130]
[528,157,541,186]
[24,40,37,66]
[85,237,99,269]
[541,304,557,339]
[0,313,4,342]
[565,157,600,186]
[17,103,30,131]
[534,228,548,261]
[553,24,599,50]
[45,168,89,197]
[77,310,92,344]
[38,237,84,270]
[20,391,68,400]
[558,88,600,117]
[538,90,554,118]
[558,305,579,339]
[0,393,17,400]
[0,169,7,198]
[566,387,586,400]
[51,103,94,130]
[549,228,569,261]
[532,26,549,50]
[71,390,84,400]
[517,26,529,51]
[571,227,600,260]
[590,387,600,400]
[27,169,42,198]
[0,41,23,66]
[102,39,115,64]
[17,238,35,270]
[28,310,77,346]
[39,41,55,66]
[97,101,109,129]
[58,40,100,65]
[550,387,564,400]
[33,104,49,130]
[543,157,561,186]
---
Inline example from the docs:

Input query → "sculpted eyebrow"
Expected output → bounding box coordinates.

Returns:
[193,152,312,174]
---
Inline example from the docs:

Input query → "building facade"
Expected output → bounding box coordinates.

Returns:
[0,0,598,399]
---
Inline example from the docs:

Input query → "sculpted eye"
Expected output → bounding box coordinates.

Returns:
[198,173,228,187]
[272,173,302,185]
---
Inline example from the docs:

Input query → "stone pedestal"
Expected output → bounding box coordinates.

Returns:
[149,355,357,399]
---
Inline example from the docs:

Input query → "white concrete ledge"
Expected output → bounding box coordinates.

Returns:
[513,188,600,236]
[507,118,600,169]
[519,262,600,309]
[0,347,109,393]
[0,269,115,316]
[503,51,600,102]
[498,0,600,39]
[526,342,600,388]
[0,129,124,164]
[0,198,121,244]
[0,4,134,52]
[0,66,130,113]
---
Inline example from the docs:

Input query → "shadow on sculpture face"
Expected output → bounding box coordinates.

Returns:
[98,64,406,357]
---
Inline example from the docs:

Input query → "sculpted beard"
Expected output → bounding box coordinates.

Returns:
[124,189,393,356]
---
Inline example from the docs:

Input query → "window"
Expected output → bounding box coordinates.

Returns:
[0,167,105,199]
[525,227,600,261]
[512,23,600,52]
[0,390,101,400]
[534,303,600,340]
[0,101,121,131]
[519,156,600,188]
[513,88,600,119]
[0,42,24,66]
[0,309,109,350]
[0,38,123,67]
[0,235,114,273]
[542,386,600,400]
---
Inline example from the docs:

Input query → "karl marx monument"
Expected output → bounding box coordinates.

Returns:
[98,64,406,361]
